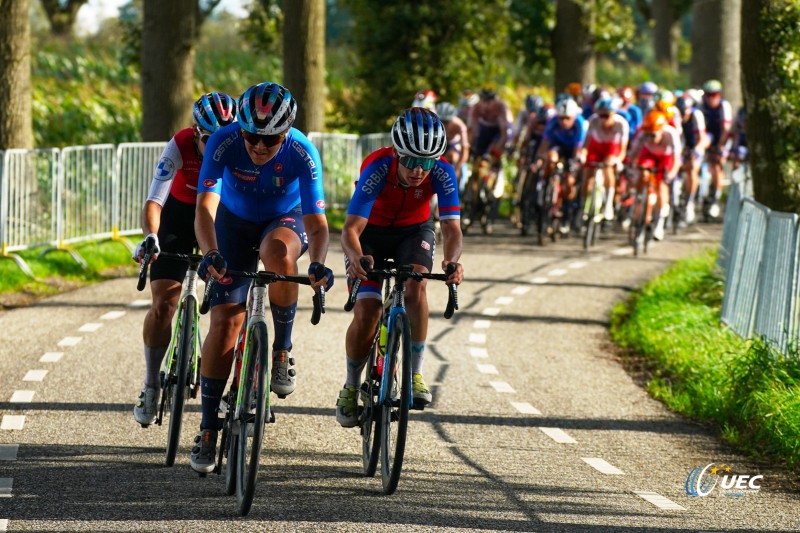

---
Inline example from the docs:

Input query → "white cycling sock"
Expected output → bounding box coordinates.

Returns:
[345,355,367,387]
[411,341,425,375]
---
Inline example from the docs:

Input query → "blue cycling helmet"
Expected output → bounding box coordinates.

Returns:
[391,107,447,158]
[193,92,237,132]
[594,96,617,114]
[238,82,297,135]
[639,81,658,96]
[555,92,572,104]
[525,94,544,113]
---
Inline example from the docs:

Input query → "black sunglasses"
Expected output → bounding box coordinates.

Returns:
[241,129,285,147]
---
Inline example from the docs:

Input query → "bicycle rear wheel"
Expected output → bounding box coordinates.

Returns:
[223,389,238,496]
[165,296,195,467]
[235,322,269,516]
[361,350,381,477]
[380,312,412,495]
[583,180,598,250]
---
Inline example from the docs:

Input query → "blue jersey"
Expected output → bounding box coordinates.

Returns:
[544,115,587,150]
[198,123,326,223]
[622,104,642,141]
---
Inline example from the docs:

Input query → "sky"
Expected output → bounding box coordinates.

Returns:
[75,0,249,36]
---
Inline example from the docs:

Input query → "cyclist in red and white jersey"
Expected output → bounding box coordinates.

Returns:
[630,111,682,241]
[335,108,464,427]
[578,97,629,221]
[132,92,237,426]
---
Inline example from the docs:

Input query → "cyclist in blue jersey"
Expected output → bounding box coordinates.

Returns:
[536,98,587,234]
[335,108,464,427]
[190,82,334,473]
[618,86,642,142]
[132,92,237,427]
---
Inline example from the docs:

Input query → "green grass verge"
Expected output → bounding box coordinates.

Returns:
[0,239,138,301]
[610,249,800,467]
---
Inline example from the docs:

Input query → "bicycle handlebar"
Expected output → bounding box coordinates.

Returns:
[136,235,158,291]
[344,259,459,319]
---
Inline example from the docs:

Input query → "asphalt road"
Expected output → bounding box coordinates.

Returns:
[0,221,798,532]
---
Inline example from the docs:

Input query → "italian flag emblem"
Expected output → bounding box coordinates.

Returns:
[273,176,284,187]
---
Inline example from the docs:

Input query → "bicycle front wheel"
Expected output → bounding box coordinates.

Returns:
[165,295,196,467]
[235,321,269,516]
[380,312,412,495]
[361,350,382,477]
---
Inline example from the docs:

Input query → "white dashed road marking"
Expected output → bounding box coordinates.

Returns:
[57,337,82,347]
[0,478,11,497]
[128,300,151,308]
[22,370,47,382]
[539,427,577,444]
[78,323,103,332]
[582,457,625,475]
[476,364,498,375]
[567,261,587,269]
[530,277,548,284]
[490,381,516,393]
[100,310,126,320]
[9,391,34,403]
[469,333,486,344]
[547,268,567,277]
[612,247,632,256]
[481,308,501,316]
[633,491,685,511]
[0,416,25,430]
[39,352,64,363]
[469,347,489,358]
[494,297,513,305]
[473,320,491,329]
[511,286,531,295]
[0,518,7,530]
[589,255,607,262]
[0,445,18,461]
[511,401,542,415]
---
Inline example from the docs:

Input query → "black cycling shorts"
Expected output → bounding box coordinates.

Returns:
[151,194,196,283]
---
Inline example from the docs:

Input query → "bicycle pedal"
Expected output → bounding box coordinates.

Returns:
[276,394,287,399]
[411,401,427,411]
[139,423,150,429]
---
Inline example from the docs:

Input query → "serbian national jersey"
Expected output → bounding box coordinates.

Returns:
[197,123,325,223]
[347,147,460,227]
[585,114,629,162]
[146,127,202,206]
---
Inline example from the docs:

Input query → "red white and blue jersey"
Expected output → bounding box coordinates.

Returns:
[146,127,202,206]
[197,123,325,223]
[347,147,460,227]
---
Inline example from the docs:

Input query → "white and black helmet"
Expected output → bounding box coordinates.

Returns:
[391,107,447,158]
[435,102,457,122]
[238,82,297,135]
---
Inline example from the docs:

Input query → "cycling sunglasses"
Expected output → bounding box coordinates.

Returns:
[195,125,212,144]
[598,113,611,119]
[241,129,285,147]
[399,155,437,171]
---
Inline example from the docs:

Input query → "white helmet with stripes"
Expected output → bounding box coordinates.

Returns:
[391,107,447,158]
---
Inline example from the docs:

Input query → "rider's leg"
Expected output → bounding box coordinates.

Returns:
[603,157,616,220]
[344,297,381,386]
[199,303,244,430]
[142,279,181,388]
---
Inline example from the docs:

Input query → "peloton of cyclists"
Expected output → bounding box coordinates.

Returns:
[132,92,237,427]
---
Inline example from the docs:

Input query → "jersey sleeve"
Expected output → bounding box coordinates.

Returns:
[431,162,460,220]
[289,136,326,215]
[346,155,390,219]
[146,138,183,206]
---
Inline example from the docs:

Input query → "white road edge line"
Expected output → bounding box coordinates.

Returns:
[9,391,34,403]
[582,457,625,475]
[0,445,19,461]
[511,401,541,415]
[39,352,64,363]
[539,427,577,443]
[633,491,685,511]
[490,381,515,393]
[469,347,489,358]
[0,416,25,431]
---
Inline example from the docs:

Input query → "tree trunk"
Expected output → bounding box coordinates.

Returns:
[690,0,741,108]
[0,0,33,149]
[552,0,595,94]
[741,0,796,211]
[140,0,197,141]
[652,0,679,70]
[40,0,87,37]
[282,0,325,133]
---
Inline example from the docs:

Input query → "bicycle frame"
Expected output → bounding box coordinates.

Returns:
[233,280,269,422]
[162,262,202,399]
[379,280,410,407]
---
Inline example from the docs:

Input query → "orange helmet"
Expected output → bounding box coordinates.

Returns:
[642,111,667,133]
[565,82,582,98]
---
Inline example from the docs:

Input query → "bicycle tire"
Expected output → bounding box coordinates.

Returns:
[164,296,195,467]
[361,350,381,477]
[224,389,238,496]
[631,193,647,257]
[236,321,269,516]
[380,311,412,495]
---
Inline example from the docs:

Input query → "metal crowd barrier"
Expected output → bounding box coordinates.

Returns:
[307,132,361,209]
[115,142,167,240]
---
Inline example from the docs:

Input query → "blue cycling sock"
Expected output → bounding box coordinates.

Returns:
[411,341,425,375]
[200,376,226,431]
[271,302,297,351]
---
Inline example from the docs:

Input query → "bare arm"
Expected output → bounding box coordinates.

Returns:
[439,218,464,285]
[195,192,220,255]
[341,214,370,281]
[303,213,331,290]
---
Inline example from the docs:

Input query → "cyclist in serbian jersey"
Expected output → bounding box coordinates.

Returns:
[700,79,732,218]
[631,111,682,241]
[677,94,708,224]
[132,92,237,428]
[190,82,334,474]
[579,97,629,221]
[335,108,464,428]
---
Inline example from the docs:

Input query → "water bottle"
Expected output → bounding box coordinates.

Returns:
[376,322,387,376]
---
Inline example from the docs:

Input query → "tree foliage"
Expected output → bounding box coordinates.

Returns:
[343,0,512,132]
